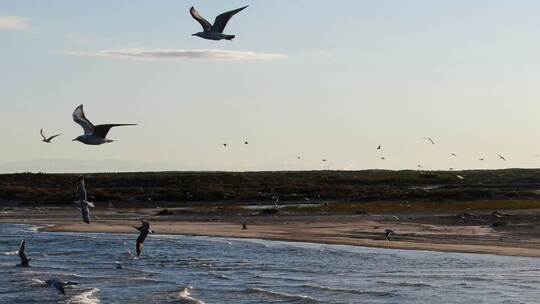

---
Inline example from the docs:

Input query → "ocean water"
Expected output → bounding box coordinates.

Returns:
[0,224,539,303]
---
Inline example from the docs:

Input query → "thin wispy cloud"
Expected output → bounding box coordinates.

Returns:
[0,16,30,30]
[61,48,287,61]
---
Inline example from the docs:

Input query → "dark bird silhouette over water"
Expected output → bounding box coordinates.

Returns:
[190,6,248,41]
[40,129,61,143]
[16,240,31,267]
[74,176,94,224]
[384,229,394,241]
[135,220,153,257]
[72,105,136,145]
[45,278,78,295]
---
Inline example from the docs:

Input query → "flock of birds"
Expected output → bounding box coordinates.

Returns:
[9,3,523,297]
[13,4,254,296]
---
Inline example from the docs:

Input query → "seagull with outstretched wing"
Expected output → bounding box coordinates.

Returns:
[498,154,507,161]
[135,220,153,257]
[190,6,248,40]
[74,176,94,224]
[40,129,61,143]
[72,105,136,145]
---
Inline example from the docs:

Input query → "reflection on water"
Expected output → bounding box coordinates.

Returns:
[1,224,539,303]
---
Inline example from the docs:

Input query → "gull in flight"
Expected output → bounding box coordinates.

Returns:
[479,158,485,161]
[498,154,507,161]
[16,240,31,267]
[380,157,386,160]
[297,156,302,160]
[40,129,61,143]
[74,176,94,224]
[135,220,153,257]
[72,105,136,145]
[222,143,227,147]
[377,145,381,150]
[423,137,435,145]
[244,141,249,145]
[384,229,394,241]
[456,175,465,179]
[450,153,457,157]
[190,6,248,41]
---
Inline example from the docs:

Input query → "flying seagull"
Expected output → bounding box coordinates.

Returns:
[190,6,248,41]
[423,137,435,145]
[45,278,78,295]
[377,145,381,150]
[223,143,227,147]
[384,229,394,241]
[450,153,457,157]
[72,105,136,145]
[322,159,327,162]
[17,240,31,267]
[498,154,507,161]
[135,220,153,257]
[296,156,302,160]
[40,129,61,143]
[380,157,386,160]
[479,158,485,161]
[74,176,94,224]
[456,175,465,180]
[244,141,248,145]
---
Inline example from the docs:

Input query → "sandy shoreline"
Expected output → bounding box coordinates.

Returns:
[3,207,540,258]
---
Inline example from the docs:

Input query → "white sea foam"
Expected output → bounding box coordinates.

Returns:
[247,287,319,303]
[67,287,100,304]
[179,286,205,304]
[3,250,18,256]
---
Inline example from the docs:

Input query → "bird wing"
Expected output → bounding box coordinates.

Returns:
[52,280,65,295]
[40,129,46,140]
[47,134,62,141]
[190,7,212,32]
[73,105,94,135]
[78,180,87,201]
[212,5,248,33]
[18,240,28,262]
[92,124,136,139]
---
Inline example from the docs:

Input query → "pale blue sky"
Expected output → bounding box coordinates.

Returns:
[2,1,540,172]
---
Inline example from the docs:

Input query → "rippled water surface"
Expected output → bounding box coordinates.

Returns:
[1,224,540,303]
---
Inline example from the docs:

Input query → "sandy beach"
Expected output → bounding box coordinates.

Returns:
[2,206,540,257]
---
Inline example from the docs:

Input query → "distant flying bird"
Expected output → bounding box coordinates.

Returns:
[450,153,457,157]
[190,6,248,41]
[322,159,327,162]
[135,220,153,257]
[377,145,381,150]
[384,229,394,241]
[479,158,485,161]
[16,240,31,267]
[40,129,61,143]
[74,176,94,224]
[498,154,507,161]
[72,105,136,145]
[456,175,465,179]
[380,157,386,160]
[296,156,302,160]
[244,141,248,145]
[423,137,435,144]
[222,143,227,147]
[417,164,423,169]
[272,195,279,208]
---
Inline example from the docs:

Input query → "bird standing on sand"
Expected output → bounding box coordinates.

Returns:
[16,240,31,267]
[384,229,394,241]
[423,137,435,144]
[190,6,248,41]
[135,220,153,257]
[72,105,136,145]
[40,129,61,143]
[498,154,507,161]
[74,176,94,224]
